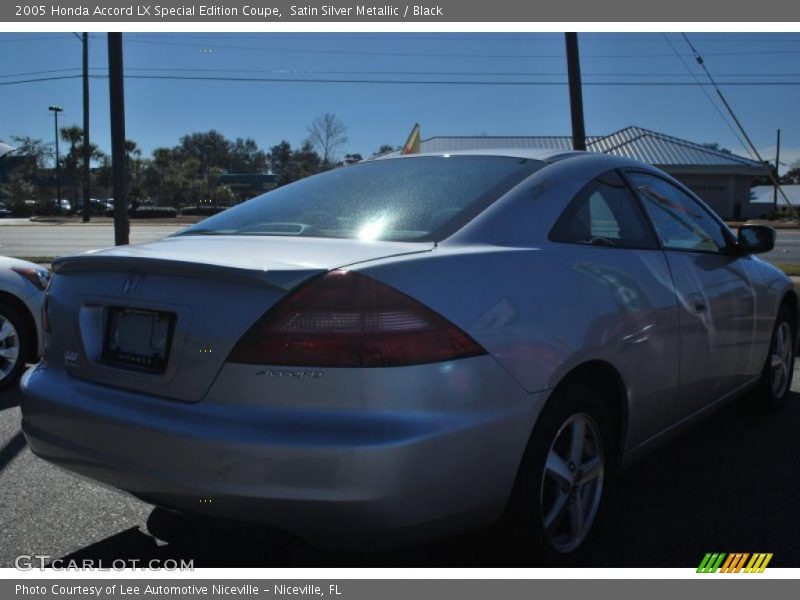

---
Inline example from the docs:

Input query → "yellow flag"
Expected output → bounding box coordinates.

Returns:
[401,123,421,155]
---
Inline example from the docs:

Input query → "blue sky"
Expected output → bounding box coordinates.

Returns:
[1,32,799,169]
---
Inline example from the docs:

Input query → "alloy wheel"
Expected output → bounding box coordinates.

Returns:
[540,412,605,553]
[770,321,793,398]
[0,314,21,382]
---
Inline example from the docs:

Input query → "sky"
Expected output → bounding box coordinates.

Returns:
[1,32,799,170]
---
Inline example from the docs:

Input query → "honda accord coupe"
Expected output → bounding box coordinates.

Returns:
[21,150,795,562]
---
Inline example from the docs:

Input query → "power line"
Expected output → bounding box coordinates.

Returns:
[8,66,800,79]
[119,76,800,86]
[4,73,800,88]
[123,37,800,59]
[5,65,800,79]
[105,67,800,78]
[0,75,83,86]
[0,35,74,44]
[681,33,793,208]
[0,68,81,79]
[121,33,800,43]
[661,34,754,160]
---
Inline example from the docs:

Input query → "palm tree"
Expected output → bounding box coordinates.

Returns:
[124,139,141,160]
[60,125,84,205]
[124,140,144,205]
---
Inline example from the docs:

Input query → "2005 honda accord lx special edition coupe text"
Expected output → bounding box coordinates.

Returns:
[21,150,796,563]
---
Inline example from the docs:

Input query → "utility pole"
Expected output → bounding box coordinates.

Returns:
[48,105,64,211]
[773,129,781,213]
[108,32,129,246]
[565,32,586,151]
[82,32,91,223]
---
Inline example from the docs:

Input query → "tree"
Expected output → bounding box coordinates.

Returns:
[9,135,52,170]
[60,125,84,202]
[0,170,35,210]
[289,140,323,181]
[269,140,324,187]
[124,139,146,202]
[783,161,800,185]
[178,130,230,177]
[229,137,269,173]
[142,147,195,207]
[56,126,106,205]
[752,160,781,187]
[701,142,733,155]
[95,154,113,199]
[269,141,294,186]
[372,144,396,157]
[307,113,348,165]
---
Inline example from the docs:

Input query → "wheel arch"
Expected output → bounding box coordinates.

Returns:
[780,288,799,349]
[0,291,38,361]
[550,360,629,459]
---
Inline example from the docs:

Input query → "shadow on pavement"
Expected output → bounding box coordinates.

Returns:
[0,385,22,411]
[0,431,26,473]
[588,390,800,567]
[58,507,508,568]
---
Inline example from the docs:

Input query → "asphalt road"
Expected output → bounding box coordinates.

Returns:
[0,222,183,257]
[2,367,800,568]
[2,222,800,265]
[763,229,800,265]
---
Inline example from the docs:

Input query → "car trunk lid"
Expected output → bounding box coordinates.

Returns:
[47,236,433,402]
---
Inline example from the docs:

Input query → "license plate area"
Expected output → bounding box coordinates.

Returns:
[102,306,175,374]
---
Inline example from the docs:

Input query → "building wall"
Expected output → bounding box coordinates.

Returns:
[737,177,768,219]
[665,172,756,220]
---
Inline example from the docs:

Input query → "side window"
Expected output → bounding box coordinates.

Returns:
[549,170,658,249]
[627,172,729,253]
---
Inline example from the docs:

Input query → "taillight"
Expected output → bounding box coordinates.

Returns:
[228,270,486,368]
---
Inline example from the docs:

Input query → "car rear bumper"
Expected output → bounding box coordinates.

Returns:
[21,360,543,548]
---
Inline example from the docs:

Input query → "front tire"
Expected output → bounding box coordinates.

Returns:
[0,301,30,390]
[502,383,614,565]
[755,304,796,412]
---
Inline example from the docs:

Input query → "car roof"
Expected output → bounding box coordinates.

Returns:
[370,148,660,176]
[371,148,589,162]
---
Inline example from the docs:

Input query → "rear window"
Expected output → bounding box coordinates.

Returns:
[178,155,542,242]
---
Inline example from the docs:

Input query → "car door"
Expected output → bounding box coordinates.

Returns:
[625,170,758,419]
[548,170,681,448]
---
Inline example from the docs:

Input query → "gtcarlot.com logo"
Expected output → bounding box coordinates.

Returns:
[14,555,194,571]
[697,553,773,573]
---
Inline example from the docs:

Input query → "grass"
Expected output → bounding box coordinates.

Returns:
[767,262,800,277]
[16,257,55,265]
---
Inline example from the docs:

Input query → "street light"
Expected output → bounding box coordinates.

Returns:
[48,105,64,211]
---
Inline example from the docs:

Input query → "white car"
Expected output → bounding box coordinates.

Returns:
[0,256,48,389]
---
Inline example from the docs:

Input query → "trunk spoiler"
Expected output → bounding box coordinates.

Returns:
[52,255,323,293]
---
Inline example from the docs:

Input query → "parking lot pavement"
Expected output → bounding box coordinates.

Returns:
[2,367,800,568]
[0,224,183,257]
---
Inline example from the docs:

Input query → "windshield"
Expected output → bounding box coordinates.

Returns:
[177,155,543,242]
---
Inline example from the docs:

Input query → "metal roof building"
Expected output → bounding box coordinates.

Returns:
[750,184,800,211]
[400,126,768,219]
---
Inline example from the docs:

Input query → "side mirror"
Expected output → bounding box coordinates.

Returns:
[737,225,776,255]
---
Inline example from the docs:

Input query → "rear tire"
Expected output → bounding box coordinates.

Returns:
[755,304,796,412]
[501,383,614,565]
[0,301,30,390]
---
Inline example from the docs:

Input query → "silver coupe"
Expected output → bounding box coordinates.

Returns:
[21,150,795,562]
